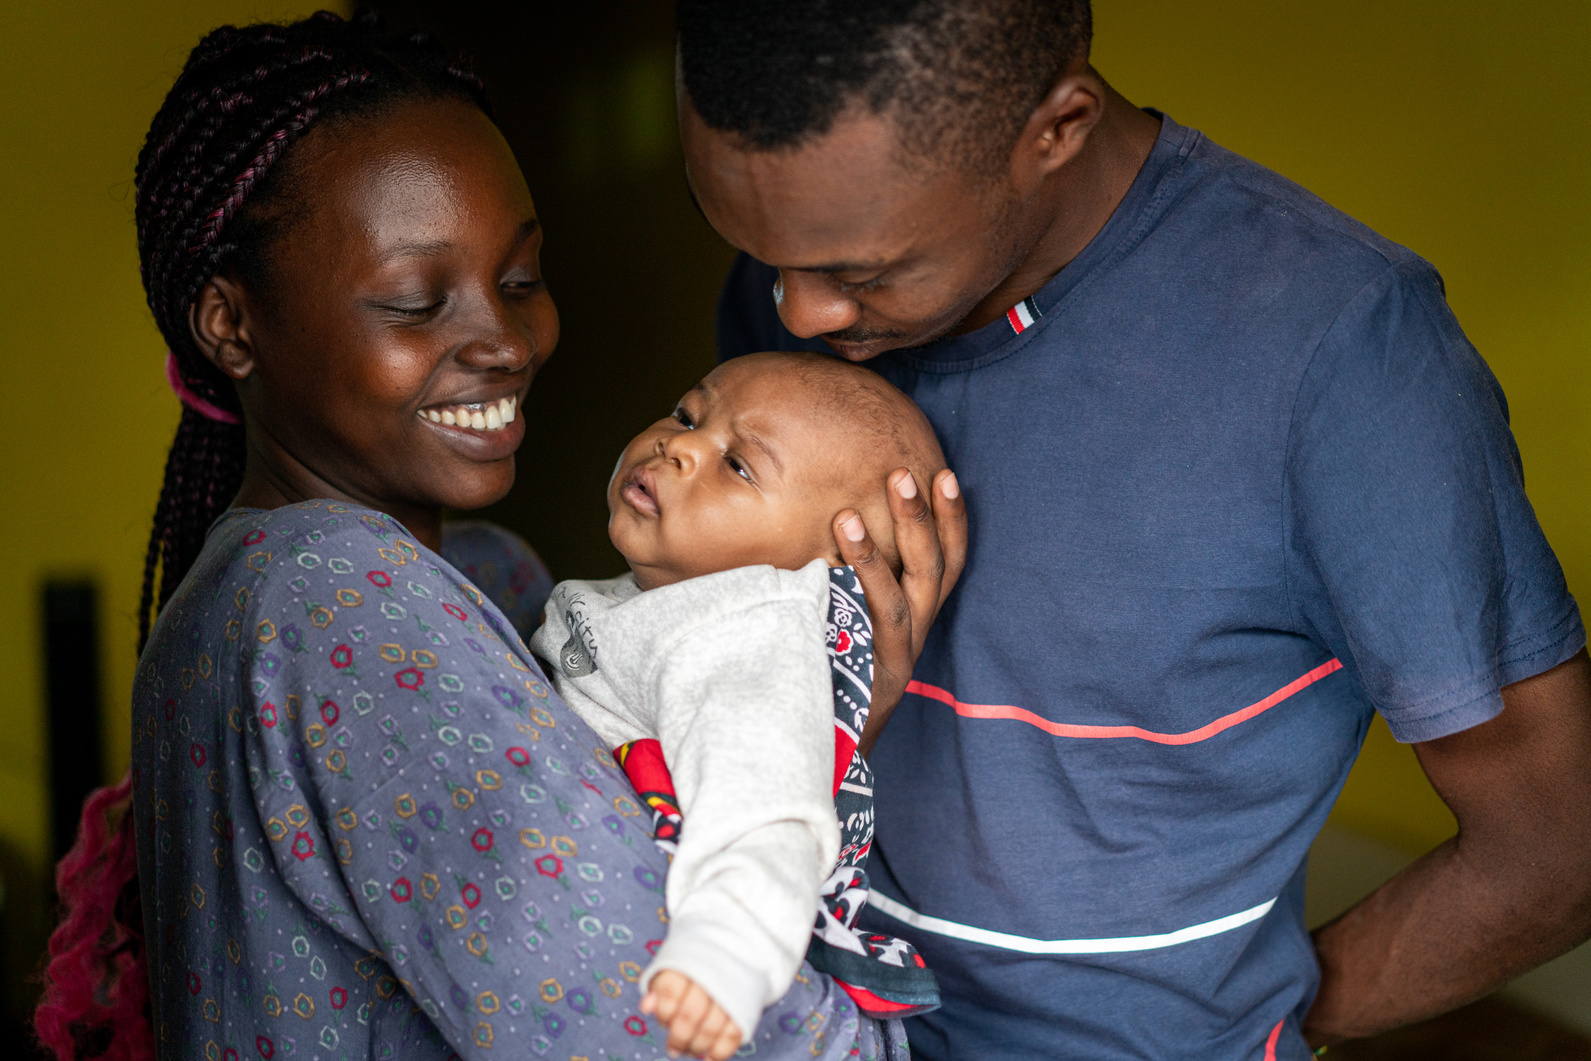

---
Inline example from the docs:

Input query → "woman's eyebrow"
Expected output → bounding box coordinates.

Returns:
[380,239,453,263]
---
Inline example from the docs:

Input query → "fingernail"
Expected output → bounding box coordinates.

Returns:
[896,472,918,499]
[842,515,865,542]
[941,472,960,499]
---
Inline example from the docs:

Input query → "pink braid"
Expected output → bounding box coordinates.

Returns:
[34,774,153,1061]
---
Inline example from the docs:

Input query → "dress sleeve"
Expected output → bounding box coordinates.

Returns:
[640,597,840,1039]
[439,520,554,638]
[238,513,664,1058]
[1285,261,1584,742]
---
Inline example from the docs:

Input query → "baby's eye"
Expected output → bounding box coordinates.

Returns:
[672,407,695,429]
[726,456,753,484]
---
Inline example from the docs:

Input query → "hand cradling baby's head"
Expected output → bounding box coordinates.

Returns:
[608,352,946,589]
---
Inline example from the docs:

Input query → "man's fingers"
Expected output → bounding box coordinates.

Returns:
[685,1002,730,1058]
[834,507,911,661]
[931,469,968,607]
[889,468,947,658]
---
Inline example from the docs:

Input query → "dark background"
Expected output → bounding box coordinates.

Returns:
[373,0,737,582]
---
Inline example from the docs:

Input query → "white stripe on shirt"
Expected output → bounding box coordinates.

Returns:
[868,892,1277,955]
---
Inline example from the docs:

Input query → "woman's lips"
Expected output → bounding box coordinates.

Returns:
[620,466,660,516]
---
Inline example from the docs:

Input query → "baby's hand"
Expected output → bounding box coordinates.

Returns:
[641,970,743,1060]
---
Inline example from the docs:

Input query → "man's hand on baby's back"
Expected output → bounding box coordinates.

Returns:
[836,466,967,757]
[642,970,743,1060]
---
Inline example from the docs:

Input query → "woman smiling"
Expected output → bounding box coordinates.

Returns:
[35,13,959,1061]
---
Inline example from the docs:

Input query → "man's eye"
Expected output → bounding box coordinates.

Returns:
[726,456,753,484]
[672,407,695,429]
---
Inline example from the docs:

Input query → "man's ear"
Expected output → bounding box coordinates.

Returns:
[189,273,257,381]
[1011,61,1107,181]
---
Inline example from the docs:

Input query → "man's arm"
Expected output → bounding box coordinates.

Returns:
[1304,648,1591,1044]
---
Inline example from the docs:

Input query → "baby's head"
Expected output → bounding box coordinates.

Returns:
[609,352,946,589]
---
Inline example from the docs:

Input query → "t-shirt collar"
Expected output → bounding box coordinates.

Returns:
[888,111,1198,370]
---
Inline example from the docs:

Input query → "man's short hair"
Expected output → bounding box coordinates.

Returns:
[677,0,1093,174]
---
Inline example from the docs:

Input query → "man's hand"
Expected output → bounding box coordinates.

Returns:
[641,970,742,1060]
[833,468,967,757]
[1304,648,1591,1045]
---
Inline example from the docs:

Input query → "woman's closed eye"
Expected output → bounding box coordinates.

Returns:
[378,295,447,320]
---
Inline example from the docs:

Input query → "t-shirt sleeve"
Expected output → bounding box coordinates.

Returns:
[715,252,831,363]
[1285,260,1583,743]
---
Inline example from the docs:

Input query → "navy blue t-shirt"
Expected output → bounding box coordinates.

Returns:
[716,115,1583,1061]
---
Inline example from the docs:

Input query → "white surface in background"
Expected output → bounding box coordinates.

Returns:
[1307,824,1591,1034]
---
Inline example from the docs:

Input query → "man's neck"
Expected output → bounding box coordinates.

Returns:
[954,81,1162,335]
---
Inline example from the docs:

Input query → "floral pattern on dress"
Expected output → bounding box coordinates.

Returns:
[132,501,908,1061]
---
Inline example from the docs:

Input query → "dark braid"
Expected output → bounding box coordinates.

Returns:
[132,9,490,650]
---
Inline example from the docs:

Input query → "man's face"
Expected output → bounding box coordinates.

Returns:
[682,102,1026,361]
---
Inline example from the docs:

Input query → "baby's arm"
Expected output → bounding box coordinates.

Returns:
[644,581,840,1043]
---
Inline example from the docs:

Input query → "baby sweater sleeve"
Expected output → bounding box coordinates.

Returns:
[640,569,840,1039]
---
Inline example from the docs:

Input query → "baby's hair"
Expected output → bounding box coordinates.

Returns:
[134,9,491,651]
[35,13,491,1061]
[740,352,948,573]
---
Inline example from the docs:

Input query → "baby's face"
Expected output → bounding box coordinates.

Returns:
[608,360,854,589]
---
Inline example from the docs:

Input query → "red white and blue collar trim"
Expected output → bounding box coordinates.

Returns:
[1006,296,1042,334]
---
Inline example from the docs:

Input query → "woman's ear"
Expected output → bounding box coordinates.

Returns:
[189,274,257,380]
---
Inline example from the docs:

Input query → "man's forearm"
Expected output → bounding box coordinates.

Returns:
[1304,650,1591,1045]
[1304,828,1591,1043]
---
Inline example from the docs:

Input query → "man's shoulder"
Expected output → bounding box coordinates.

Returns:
[1172,127,1430,294]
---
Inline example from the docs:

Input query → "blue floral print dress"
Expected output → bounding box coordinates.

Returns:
[131,500,909,1061]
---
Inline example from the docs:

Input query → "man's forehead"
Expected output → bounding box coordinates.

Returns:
[682,104,953,268]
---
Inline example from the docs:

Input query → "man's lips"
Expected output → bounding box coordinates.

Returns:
[619,465,660,516]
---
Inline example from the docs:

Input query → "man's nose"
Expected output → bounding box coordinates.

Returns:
[775,268,861,339]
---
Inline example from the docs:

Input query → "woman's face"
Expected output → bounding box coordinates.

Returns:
[210,95,557,519]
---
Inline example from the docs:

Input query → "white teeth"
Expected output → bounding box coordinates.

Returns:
[422,395,519,431]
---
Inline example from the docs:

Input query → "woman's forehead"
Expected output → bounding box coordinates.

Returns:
[282,97,533,257]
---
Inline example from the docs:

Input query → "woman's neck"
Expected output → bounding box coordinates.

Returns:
[232,431,444,552]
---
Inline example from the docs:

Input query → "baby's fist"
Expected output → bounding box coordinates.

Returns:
[641,970,743,1060]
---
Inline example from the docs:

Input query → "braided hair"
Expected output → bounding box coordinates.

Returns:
[34,13,490,1060]
[133,8,490,651]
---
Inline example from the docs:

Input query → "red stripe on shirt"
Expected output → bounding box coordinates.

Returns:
[904,659,1343,745]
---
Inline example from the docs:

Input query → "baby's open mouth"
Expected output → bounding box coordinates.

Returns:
[419,396,517,432]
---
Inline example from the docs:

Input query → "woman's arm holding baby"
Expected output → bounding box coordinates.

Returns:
[834,467,966,757]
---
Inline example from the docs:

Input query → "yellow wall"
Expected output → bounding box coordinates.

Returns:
[0,0,337,1020]
[1094,1,1590,854]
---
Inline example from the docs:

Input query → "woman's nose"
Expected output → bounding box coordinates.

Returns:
[774,268,862,339]
[456,302,537,372]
